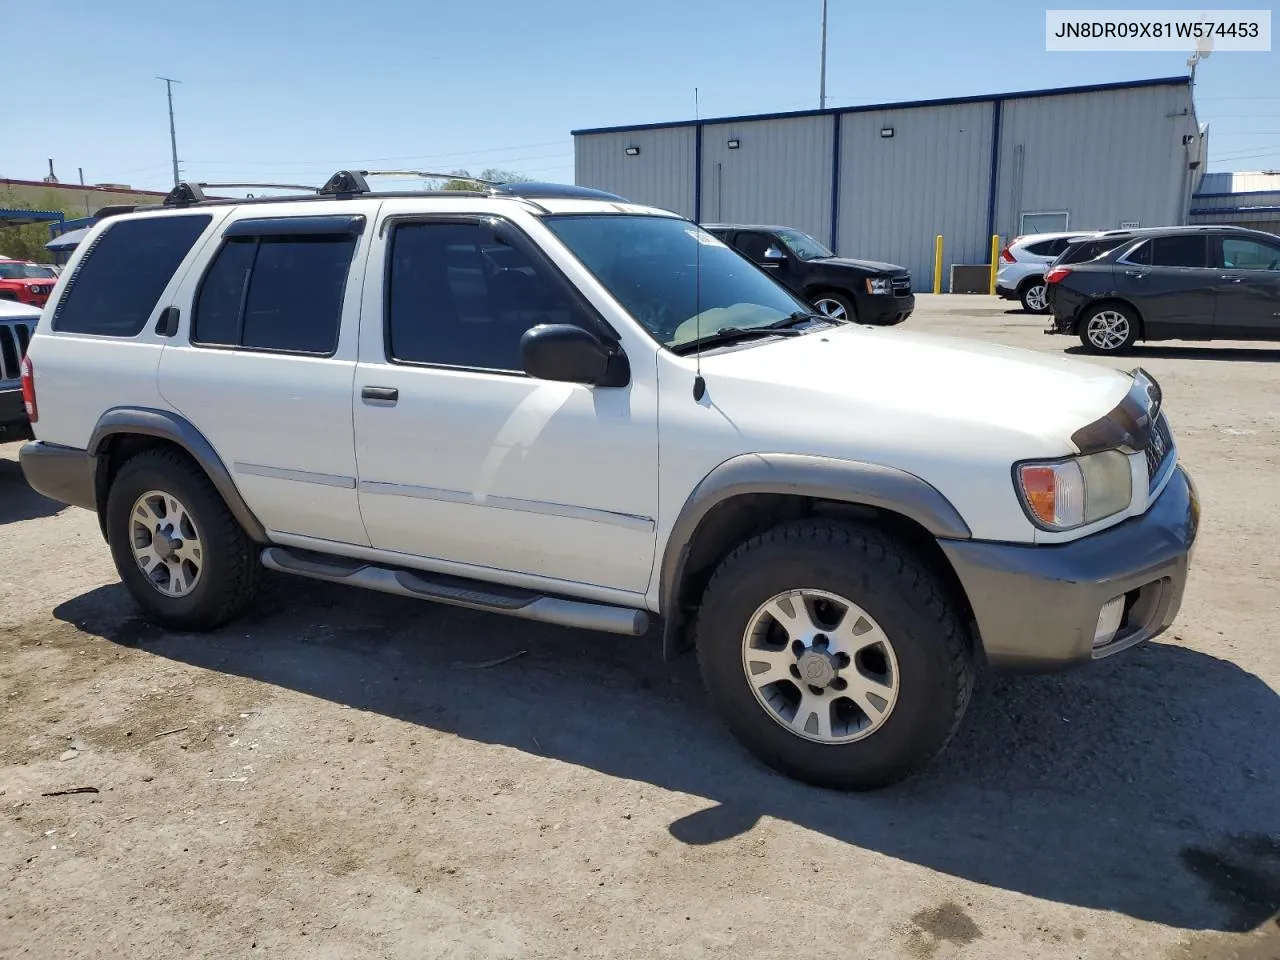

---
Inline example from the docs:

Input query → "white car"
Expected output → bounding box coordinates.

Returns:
[0,297,41,443]
[18,174,1198,790]
[995,231,1097,313]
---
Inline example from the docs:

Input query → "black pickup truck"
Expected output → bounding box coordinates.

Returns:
[703,223,914,325]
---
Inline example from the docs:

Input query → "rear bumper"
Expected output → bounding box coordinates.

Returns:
[939,465,1199,672]
[18,441,97,512]
[995,284,1018,300]
[1044,286,1086,333]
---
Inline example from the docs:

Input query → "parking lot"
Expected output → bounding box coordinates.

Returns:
[1,294,1277,960]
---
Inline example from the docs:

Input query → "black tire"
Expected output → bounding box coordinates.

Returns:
[694,520,975,791]
[1018,277,1049,313]
[105,447,260,631]
[1077,302,1139,354]
[810,291,858,324]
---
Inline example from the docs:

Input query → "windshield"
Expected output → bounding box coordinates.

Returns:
[775,228,833,261]
[542,214,815,349]
[0,262,55,279]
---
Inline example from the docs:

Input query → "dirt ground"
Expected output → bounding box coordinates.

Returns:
[2,296,1277,960]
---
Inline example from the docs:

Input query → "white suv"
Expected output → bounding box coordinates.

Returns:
[995,231,1096,313]
[19,173,1199,790]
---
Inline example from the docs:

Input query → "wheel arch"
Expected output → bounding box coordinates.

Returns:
[1076,296,1146,339]
[87,407,268,544]
[658,454,975,661]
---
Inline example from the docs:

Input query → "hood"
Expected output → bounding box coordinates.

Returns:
[696,323,1132,458]
[811,256,906,274]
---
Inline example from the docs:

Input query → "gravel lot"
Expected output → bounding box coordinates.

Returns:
[2,295,1277,960]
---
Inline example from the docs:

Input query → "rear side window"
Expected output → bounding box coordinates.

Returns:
[1024,239,1066,257]
[1126,235,1208,268]
[193,232,358,355]
[1059,236,1129,265]
[53,214,212,336]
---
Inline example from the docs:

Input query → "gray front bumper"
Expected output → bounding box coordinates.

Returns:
[939,465,1199,672]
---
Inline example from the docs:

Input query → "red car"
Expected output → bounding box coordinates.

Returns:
[0,259,59,307]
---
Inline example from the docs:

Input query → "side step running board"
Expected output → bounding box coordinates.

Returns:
[260,546,650,637]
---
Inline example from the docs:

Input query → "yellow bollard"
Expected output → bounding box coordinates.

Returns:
[933,235,943,295]
[988,234,1000,296]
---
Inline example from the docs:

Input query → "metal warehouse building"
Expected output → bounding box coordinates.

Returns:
[572,76,1206,289]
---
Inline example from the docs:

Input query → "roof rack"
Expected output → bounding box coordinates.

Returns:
[131,169,633,212]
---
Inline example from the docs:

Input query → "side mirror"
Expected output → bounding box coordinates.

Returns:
[763,246,785,260]
[520,324,630,387]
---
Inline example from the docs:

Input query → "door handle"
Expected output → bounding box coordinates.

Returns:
[154,306,180,337]
[361,386,399,403]
[1124,270,1147,278]
[1221,275,1244,283]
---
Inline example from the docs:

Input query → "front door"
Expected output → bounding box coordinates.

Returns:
[1114,234,1217,338]
[1212,234,1280,340]
[732,231,800,293]
[352,210,658,595]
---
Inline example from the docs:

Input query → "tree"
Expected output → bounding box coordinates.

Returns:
[436,168,534,191]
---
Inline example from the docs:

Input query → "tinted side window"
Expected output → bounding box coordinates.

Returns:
[54,214,212,336]
[1024,239,1058,256]
[387,221,585,371]
[193,234,355,355]
[734,232,774,261]
[1148,235,1208,268]
[1124,240,1153,266]
[1060,236,1130,265]
[1221,237,1280,271]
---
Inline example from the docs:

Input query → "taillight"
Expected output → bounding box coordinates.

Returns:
[20,355,37,423]
[1000,245,1016,263]
[1045,266,1072,284]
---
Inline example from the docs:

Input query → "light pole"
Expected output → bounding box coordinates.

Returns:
[819,0,828,110]
[157,76,181,187]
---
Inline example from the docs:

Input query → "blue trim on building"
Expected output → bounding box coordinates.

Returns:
[1190,205,1280,215]
[570,76,1190,136]
[1193,189,1280,199]
[0,208,64,226]
[829,113,842,252]
[985,100,1003,242]
[693,123,703,222]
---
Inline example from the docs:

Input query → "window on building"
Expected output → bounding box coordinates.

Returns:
[193,233,356,354]
[386,220,586,371]
[1221,236,1280,271]
[1020,212,1069,235]
[53,214,212,336]
[1126,235,1209,268]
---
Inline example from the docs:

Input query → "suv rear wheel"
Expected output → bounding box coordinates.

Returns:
[694,520,974,790]
[1019,277,1049,313]
[105,447,260,631]
[1078,303,1139,354]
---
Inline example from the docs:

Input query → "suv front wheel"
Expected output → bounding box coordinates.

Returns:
[105,447,261,631]
[694,520,975,790]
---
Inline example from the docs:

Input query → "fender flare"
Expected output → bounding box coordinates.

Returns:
[657,453,972,659]
[88,406,269,543]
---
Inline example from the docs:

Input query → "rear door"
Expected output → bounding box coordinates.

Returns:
[157,210,372,546]
[1113,234,1216,338]
[1212,234,1280,340]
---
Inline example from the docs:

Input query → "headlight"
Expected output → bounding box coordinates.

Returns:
[1016,450,1132,530]
[865,277,889,295]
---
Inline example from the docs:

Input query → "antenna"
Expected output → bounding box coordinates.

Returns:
[692,86,706,402]
[156,76,182,187]
[1186,35,1213,83]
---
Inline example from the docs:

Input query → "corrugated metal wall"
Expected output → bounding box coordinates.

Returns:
[699,116,834,244]
[837,103,994,287]
[994,85,1196,239]
[573,81,1198,292]
[574,128,696,218]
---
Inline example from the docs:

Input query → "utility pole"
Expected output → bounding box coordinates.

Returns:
[819,0,828,109]
[156,76,182,187]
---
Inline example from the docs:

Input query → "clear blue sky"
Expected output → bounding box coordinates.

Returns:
[6,0,1278,194]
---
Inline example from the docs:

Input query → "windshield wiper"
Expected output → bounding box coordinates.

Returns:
[778,310,842,328]
[669,324,805,356]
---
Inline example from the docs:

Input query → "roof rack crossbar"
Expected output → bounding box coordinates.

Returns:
[359,169,504,186]
[319,170,371,196]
